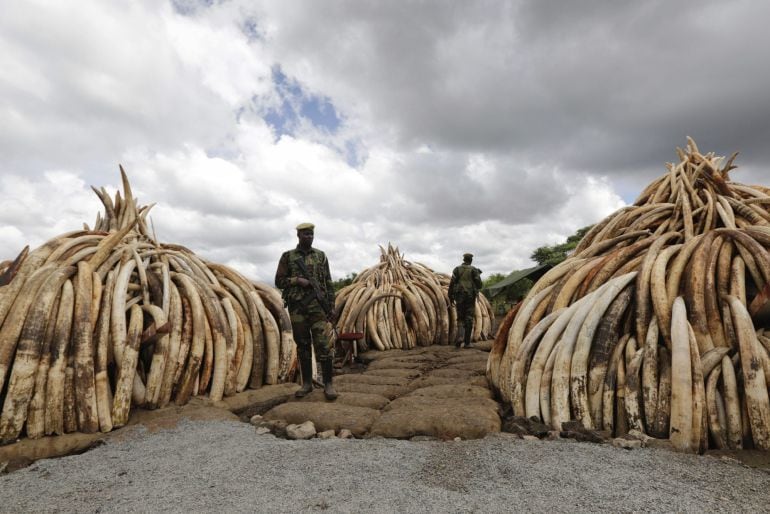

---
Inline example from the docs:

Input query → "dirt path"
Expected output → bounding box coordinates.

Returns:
[260,344,500,440]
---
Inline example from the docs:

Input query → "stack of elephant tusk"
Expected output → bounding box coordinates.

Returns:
[0,168,295,443]
[334,244,494,351]
[488,138,770,452]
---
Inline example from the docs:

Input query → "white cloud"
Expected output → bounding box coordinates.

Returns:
[165,2,273,107]
[0,1,235,178]
[1,0,768,287]
[0,171,99,247]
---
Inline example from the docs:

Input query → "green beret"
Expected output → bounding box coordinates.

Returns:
[463,253,473,259]
[296,222,315,231]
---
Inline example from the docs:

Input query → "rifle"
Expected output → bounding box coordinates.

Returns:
[295,258,334,320]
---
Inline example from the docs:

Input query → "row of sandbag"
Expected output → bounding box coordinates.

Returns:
[334,244,493,351]
[0,173,295,443]
[488,139,770,451]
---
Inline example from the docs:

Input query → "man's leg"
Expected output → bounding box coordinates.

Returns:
[460,301,474,348]
[455,322,463,349]
[463,318,474,347]
[290,312,314,397]
[452,299,463,348]
[310,315,337,401]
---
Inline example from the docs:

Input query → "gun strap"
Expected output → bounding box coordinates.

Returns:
[296,257,314,281]
[295,257,330,314]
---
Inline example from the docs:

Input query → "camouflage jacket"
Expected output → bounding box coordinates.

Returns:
[274,246,335,312]
[448,263,482,302]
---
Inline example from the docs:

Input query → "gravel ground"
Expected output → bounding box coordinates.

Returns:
[2,418,770,513]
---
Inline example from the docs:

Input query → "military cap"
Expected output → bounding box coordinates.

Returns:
[296,222,315,231]
[463,252,473,259]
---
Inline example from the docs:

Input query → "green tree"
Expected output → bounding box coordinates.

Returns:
[482,273,507,289]
[530,225,592,266]
[483,273,533,316]
[332,272,358,292]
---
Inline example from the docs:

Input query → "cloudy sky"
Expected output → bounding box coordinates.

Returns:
[2,1,769,283]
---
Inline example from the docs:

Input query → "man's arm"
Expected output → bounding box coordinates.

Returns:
[448,267,458,303]
[473,267,483,291]
[275,252,291,289]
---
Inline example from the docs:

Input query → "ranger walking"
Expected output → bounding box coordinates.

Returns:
[275,223,338,400]
[448,252,483,348]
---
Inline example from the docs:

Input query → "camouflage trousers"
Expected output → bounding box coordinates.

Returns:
[455,298,476,343]
[455,298,476,327]
[289,307,334,363]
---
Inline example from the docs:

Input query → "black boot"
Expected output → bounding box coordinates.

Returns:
[321,359,338,401]
[295,350,313,398]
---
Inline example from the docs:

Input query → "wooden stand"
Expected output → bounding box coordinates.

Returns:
[335,331,364,367]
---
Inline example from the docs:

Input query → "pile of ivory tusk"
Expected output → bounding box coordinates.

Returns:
[0,168,295,443]
[488,138,770,452]
[334,244,493,351]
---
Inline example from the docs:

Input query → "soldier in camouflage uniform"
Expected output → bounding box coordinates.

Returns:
[275,223,338,400]
[448,253,483,348]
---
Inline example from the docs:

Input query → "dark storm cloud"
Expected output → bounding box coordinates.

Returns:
[268,0,770,176]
